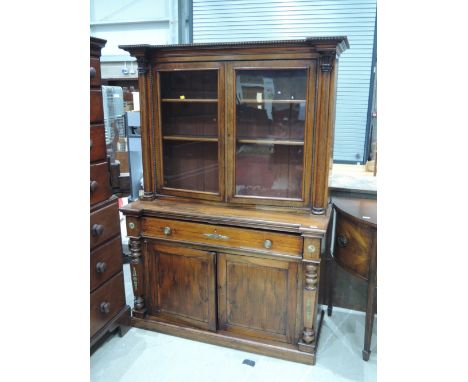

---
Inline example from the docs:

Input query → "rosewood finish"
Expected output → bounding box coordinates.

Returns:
[119,37,348,364]
[90,36,130,349]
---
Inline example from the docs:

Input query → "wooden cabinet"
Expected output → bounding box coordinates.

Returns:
[120,37,348,364]
[90,36,130,348]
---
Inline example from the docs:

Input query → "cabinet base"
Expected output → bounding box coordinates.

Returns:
[91,305,131,349]
[131,316,316,365]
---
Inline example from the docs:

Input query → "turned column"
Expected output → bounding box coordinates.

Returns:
[125,212,147,318]
[298,261,320,357]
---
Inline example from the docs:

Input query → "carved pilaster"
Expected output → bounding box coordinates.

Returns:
[136,56,148,75]
[320,53,335,72]
[129,237,146,317]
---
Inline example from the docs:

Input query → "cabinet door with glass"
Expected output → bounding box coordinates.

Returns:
[155,62,225,201]
[227,61,317,207]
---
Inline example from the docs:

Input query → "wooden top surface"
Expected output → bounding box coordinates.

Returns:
[332,196,377,227]
[121,198,330,235]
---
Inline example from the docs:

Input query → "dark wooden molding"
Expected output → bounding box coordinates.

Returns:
[320,53,335,73]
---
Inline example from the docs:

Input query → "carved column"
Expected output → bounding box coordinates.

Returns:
[136,54,155,201]
[312,52,337,214]
[129,237,147,318]
[299,261,320,354]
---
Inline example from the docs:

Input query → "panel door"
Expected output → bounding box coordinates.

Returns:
[155,62,225,201]
[226,60,317,207]
[218,253,299,344]
[148,242,217,331]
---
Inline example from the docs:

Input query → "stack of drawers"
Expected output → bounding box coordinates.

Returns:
[90,36,130,348]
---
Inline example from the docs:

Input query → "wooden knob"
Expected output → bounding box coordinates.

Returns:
[90,180,98,193]
[264,239,272,249]
[96,261,107,273]
[337,234,348,248]
[90,67,96,78]
[100,301,110,314]
[92,224,104,236]
[163,226,172,236]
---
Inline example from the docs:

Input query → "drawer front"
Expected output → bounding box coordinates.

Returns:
[141,217,302,256]
[334,210,374,279]
[90,89,104,123]
[90,271,126,337]
[90,124,106,162]
[90,236,123,292]
[90,201,120,249]
[90,161,112,205]
[90,57,102,87]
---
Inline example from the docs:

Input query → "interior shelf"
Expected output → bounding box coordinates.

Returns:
[239,99,306,104]
[163,135,219,142]
[161,98,218,103]
[237,139,304,146]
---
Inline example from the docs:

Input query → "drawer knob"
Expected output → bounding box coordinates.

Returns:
[307,244,316,253]
[92,224,104,236]
[90,67,96,78]
[96,261,107,273]
[264,239,272,249]
[100,301,110,314]
[163,226,172,236]
[90,180,98,193]
[337,234,348,248]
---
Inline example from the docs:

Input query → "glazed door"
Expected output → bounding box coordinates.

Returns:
[148,242,217,331]
[155,62,225,201]
[217,253,299,344]
[227,61,317,207]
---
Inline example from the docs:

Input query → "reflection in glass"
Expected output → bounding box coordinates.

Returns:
[163,141,219,193]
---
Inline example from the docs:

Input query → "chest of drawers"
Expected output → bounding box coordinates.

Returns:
[90,36,130,348]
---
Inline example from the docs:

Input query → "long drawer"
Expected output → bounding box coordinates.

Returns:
[90,236,123,292]
[90,161,112,206]
[90,124,106,162]
[90,201,120,249]
[90,89,104,123]
[90,271,126,337]
[140,217,302,256]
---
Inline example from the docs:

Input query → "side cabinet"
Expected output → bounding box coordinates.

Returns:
[147,242,217,331]
[217,253,299,344]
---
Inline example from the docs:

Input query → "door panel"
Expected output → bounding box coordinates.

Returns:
[218,253,298,343]
[148,242,217,331]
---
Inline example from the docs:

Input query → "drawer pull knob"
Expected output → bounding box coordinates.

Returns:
[203,232,229,240]
[92,224,104,236]
[96,261,107,273]
[163,226,172,236]
[90,180,98,193]
[264,239,272,249]
[90,67,96,78]
[100,301,110,314]
[337,234,348,248]
[307,244,316,253]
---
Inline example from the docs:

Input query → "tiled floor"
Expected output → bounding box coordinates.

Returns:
[91,265,377,382]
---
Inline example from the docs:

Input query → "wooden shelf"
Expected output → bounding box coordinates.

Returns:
[161,98,218,103]
[163,135,218,142]
[239,99,305,104]
[237,139,304,146]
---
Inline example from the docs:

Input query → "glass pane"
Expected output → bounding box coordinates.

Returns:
[162,103,217,138]
[235,144,303,199]
[160,70,217,99]
[235,69,307,199]
[236,69,306,141]
[163,141,219,192]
